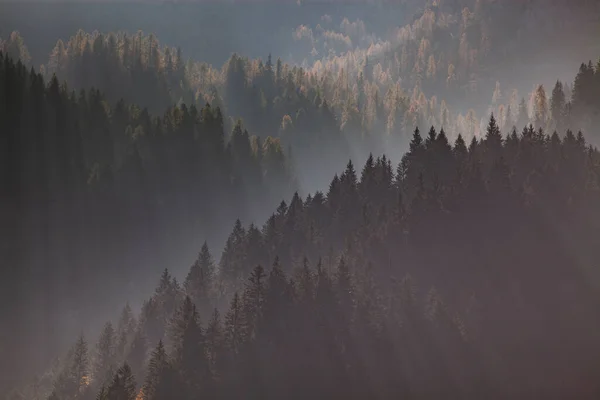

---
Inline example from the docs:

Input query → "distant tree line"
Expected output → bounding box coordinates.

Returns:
[4,24,600,189]
[42,30,192,114]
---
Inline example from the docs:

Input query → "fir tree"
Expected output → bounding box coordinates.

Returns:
[106,363,136,400]
[143,341,172,400]
[184,242,215,318]
[94,322,117,386]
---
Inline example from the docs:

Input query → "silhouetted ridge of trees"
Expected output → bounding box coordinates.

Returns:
[0,52,295,392]
[43,30,192,114]
[20,25,600,191]
[33,114,600,400]
[5,22,600,198]
[2,4,600,396]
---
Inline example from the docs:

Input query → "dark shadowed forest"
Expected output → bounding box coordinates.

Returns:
[2,0,600,399]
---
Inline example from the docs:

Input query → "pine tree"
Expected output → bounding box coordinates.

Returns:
[95,386,108,400]
[205,308,224,378]
[184,241,215,318]
[94,322,117,386]
[341,160,358,191]
[126,328,147,387]
[409,127,423,154]
[169,296,210,398]
[168,297,200,359]
[106,363,136,400]
[550,80,566,131]
[426,126,437,148]
[154,269,180,326]
[52,369,77,400]
[71,334,90,391]
[242,265,266,340]
[117,304,136,339]
[484,113,503,159]
[468,135,479,156]
[139,298,163,347]
[454,134,467,159]
[116,304,135,361]
[220,220,247,288]
[360,153,376,199]
[262,257,292,340]
[572,62,594,117]
[224,292,245,357]
[143,341,172,400]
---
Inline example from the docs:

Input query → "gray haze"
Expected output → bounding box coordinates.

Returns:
[1,0,600,397]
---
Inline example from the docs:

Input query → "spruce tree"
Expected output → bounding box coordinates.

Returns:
[205,308,224,378]
[94,322,117,387]
[262,257,292,340]
[409,127,423,153]
[242,265,266,340]
[184,241,215,318]
[117,304,136,341]
[224,292,245,357]
[143,341,172,400]
[126,328,147,387]
[169,296,211,398]
[484,113,503,157]
[550,80,566,131]
[106,363,136,400]
[95,386,108,400]
[71,334,89,391]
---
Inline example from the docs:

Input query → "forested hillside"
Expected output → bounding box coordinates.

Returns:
[25,116,600,400]
[3,2,598,193]
[0,53,296,395]
[0,1,423,67]
[296,0,600,105]
[3,0,600,398]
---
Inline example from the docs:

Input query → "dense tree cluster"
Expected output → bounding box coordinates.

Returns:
[0,31,31,66]
[4,0,600,133]
[0,52,295,392]
[44,262,479,400]
[3,2,600,397]
[486,60,600,145]
[20,114,600,400]
[25,23,600,193]
[4,1,599,188]
[297,0,600,107]
[43,30,192,114]
[569,60,600,133]
[0,1,425,69]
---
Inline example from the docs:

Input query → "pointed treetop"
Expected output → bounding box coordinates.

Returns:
[468,135,478,154]
[454,133,467,154]
[427,125,437,144]
[437,128,449,147]
[277,200,288,216]
[409,127,423,153]
[342,159,358,189]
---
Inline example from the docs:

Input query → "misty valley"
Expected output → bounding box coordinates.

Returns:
[2,0,600,399]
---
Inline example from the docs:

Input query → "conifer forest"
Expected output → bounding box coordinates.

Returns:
[2,0,600,398]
